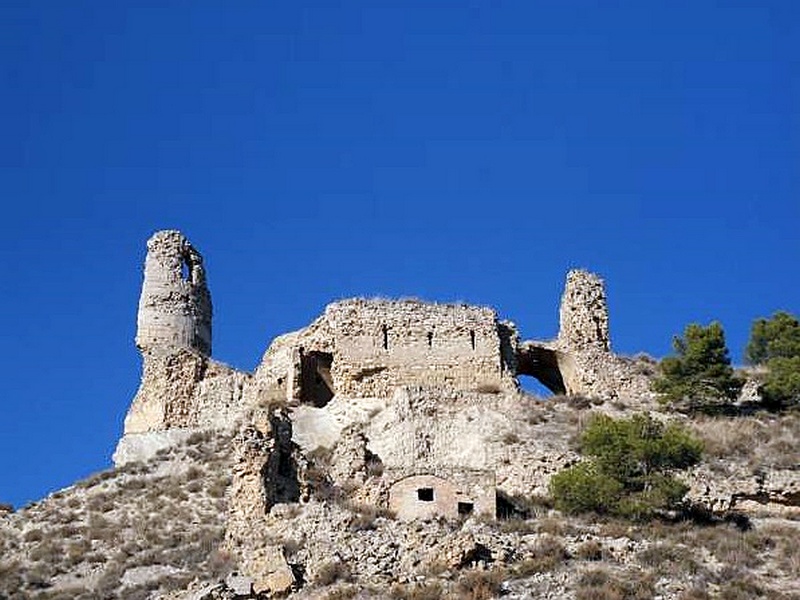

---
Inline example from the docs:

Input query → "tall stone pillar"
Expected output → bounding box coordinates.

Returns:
[136,230,212,356]
[558,269,610,353]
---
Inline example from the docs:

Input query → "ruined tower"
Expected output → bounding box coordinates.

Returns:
[558,269,610,353]
[116,230,248,458]
[136,230,212,356]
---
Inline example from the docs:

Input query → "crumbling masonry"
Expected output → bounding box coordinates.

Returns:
[115,230,652,523]
[112,229,655,593]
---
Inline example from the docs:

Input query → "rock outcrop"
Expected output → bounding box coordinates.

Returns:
[115,231,250,465]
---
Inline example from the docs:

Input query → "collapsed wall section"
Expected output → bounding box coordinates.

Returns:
[122,349,249,434]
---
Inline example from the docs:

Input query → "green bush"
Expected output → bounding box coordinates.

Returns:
[746,312,800,409]
[549,462,623,515]
[549,414,702,519]
[653,322,743,412]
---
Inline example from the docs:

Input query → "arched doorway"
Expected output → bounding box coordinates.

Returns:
[516,344,569,396]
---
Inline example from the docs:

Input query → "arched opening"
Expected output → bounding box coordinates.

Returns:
[516,345,567,396]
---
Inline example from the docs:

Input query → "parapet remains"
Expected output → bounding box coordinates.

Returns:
[115,230,653,535]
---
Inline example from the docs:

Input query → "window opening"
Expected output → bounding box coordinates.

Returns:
[458,502,474,515]
[470,330,476,350]
[180,259,191,281]
[382,325,389,350]
[417,488,434,502]
[427,331,433,347]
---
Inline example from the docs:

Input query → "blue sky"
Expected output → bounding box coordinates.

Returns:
[0,1,797,507]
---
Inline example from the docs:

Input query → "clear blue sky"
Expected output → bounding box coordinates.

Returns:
[0,1,797,507]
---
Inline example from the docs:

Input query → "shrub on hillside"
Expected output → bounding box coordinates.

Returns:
[653,322,743,413]
[549,413,702,520]
[548,462,623,515]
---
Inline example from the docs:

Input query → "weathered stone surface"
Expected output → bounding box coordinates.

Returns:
[558,269,611,353]
[112,429,194,465]
[224,572,254,595]
[250,545,295,596]
[247,299,519,409]
[684,463,800,517]
[121,564,184,587]
[136,230,212,356]
[123,350,250,435]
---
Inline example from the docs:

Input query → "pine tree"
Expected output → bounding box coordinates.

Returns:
[653,322,743,412]
[549,413,702,519]
[746,311,800,409]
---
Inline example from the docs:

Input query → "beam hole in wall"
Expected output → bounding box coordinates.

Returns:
[417,488,434,502]
[458,502,474,516]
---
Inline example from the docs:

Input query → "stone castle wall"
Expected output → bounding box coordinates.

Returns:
[326,300,517,398]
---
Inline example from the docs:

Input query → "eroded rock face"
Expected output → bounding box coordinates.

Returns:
[684,463,800,517]
[122,349,249,435]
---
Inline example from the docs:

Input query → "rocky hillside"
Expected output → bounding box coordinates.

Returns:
[2,397,799,600]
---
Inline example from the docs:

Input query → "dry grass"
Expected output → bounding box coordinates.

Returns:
[454,569,506,600]
[636,542,699,576]
[515,535,568,576]
[389,581,444,600]
[575,568,655,600]
[0,432,234,599]
[316,560,353,586]
[575,539,604,561]
[691,412,800,469]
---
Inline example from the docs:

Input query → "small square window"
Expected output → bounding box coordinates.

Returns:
[458,502,474,515]
[417,487,434,502]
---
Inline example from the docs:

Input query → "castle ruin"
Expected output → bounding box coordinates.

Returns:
[116,231,652,529]
[109,229,659,593]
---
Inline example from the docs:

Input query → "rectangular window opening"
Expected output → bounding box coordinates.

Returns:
[458,502,474,515]
[417,487,434,502]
